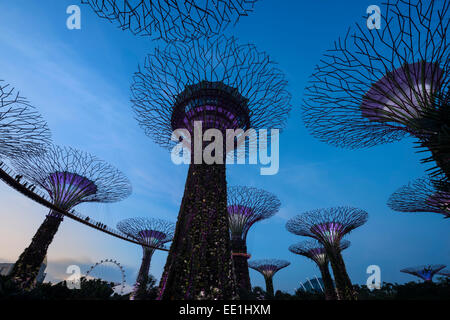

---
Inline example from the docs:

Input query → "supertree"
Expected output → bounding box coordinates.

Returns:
[227,186,280,292]
[288,239,350,300]
[388,175,450,218]
[302,0,450,179]
[286,207,368,300]
[9,145,132,288]
[81,0,258,41]
[248,259,290,298]
[131,35,291,300]
[0,81,51,159]
[400,264,446,282]
[117,217,175,300]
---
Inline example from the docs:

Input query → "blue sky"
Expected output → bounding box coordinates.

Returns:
[0,0,448,294]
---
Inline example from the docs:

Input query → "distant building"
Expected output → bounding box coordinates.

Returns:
[36,256,47,284]
[0,263,14,276]
[298,276,327,293]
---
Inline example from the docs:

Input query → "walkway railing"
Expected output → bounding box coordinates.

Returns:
[0,161,169,252]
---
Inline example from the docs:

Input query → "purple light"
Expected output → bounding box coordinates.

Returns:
[138,229,168,247]
[44,171,97,210]
[311,222,345,244]
[426,192,450,213]
[228,205,256,239]
[182,105,241,132]
[361,62,443,124]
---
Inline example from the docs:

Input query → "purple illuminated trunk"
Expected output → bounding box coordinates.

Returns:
[231,238,251,292]
[11,211,63,288]
[159,162,236,300]
[133,248,154,300]
[326,246,356,300]
[318,263,337,300]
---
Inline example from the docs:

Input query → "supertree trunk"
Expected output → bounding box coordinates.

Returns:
[11,211,63,289]
[133,248,154,300]
[326,247,355,300]
[263,275,274,298]
[231,238,251,292]
[159,162,236,300]
[318,263,337,300]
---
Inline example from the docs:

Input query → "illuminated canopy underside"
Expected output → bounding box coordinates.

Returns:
[44,172,97,210]
[361,61,443,127]
[311,222,345,244]
[171,81,251,133]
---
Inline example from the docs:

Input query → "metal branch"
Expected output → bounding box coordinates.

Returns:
[302,0,449,149]
[0,80,51,159]
[81,0,258,41]
[227,186,280,241]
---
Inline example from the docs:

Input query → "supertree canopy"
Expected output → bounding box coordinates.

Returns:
[0,81,51,159]
[286,207,368,300]
[248,259,290,297]
[117,217,175,300]
[131,35,291,300]
[302,0,450,179]
[81,0,258,41]
[289,239,350,300]
[227,186,280,292]
[400,264,446,282]
[10,145,132,288]
[388,176,450,218]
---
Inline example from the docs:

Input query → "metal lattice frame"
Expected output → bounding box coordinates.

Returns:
[227,186,280,293]
[285,207,368,247]
[248,259,290,297]
[132,35,291,300]
[117,217,174,300]
[387,176,450,218]
[286,207,368,300]
[400,264,446,282]
[228,186,280,241]
[302,0,449,149]
[288,239,350,267]
[117,217,175,249]
[11,145,132,211]
[10,145,131,288]
[131,35,292,150]
[81,0,258,41]
[0,81,51,159]
[289,239,350,300]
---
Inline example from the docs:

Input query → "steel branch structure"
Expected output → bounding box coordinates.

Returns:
[302,0,450,179]
[81,0,258,41]
[227,186,280,292]
[400,264,446,282]
[0,81,51,159]
[248,259,290,297]
[289,239,350,300]
[286,207,368,300]
[117,217,175,300]
[9,145,131,288]
[132,35,291,300]
[388,176,450,218]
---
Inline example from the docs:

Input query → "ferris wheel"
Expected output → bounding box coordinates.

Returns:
[85,259,127,295]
